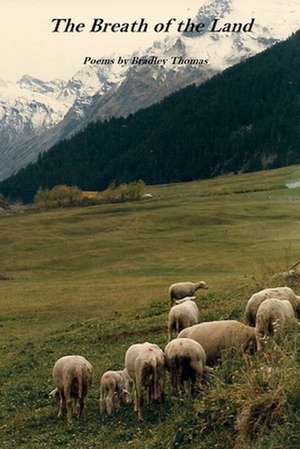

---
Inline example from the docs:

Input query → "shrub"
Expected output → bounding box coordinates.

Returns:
[99,180,146,203]
[0,194,10,209]
[33,181,146,209]
[193,327,300,449]
[33,185,83,209]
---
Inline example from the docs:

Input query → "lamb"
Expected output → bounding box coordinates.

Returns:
[245,286,300,326]
[99,369,133,415]
[178,320,257,365]
[125,342,166,421]
[49,355,93,424]
[168,297,199,340]
[164,338,208,395]
[255,298,296,350]
[169,281,208,305]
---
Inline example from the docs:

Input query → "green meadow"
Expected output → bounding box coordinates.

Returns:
[1,166,300,449]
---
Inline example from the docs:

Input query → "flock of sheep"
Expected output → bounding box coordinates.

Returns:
[49,281,300,424]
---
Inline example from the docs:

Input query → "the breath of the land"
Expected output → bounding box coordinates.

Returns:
[51,17,256,34]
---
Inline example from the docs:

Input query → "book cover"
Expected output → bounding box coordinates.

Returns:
[1,1,300,448]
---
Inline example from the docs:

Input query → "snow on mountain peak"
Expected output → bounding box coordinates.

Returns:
[186,0,232,36]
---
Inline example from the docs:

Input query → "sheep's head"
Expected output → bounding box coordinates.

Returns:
[119,388,132,405]
[244,333,257,355]
[196,281,208,290]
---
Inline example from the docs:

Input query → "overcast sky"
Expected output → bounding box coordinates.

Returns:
[1,0,204,82]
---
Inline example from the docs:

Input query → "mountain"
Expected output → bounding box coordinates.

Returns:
[1,0,300,181]
[0,65,126,181]
[2,30,300,202]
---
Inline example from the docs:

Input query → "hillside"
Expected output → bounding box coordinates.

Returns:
[1,167,300,448]
[1,31,300,203]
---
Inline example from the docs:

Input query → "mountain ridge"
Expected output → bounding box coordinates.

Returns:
[1,30,300,202]
[1,0,299,181]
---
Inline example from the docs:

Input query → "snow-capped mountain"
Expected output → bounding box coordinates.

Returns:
[1,0,300,182]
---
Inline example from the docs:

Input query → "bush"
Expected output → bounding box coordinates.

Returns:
[33,185,83,209]
[193,326,300,449]
[0,194,10,209]
[33,181,146,209]
[99,180,146,203]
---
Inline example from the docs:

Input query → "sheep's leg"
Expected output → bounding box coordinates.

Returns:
[79,398,85,418]
[168,325,173,342]
[99,395,106,414]
[57,392,64,418]
[115,393,121,410]
[106,394,114,416]
[133,389,138,412]
[255,319,266,351]
[135,376,144,421]
[170,361,178,396]
[99,387,106,414]
[66,398,74,424]
[183,378,190,396]
[137,390,144,422]
[147,384,152,404]
[178,365,185,396]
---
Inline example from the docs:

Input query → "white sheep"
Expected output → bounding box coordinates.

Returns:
[49,355,93,424]
[178,320,257,365]
[255,298,296,350]
[168,297,199,340]
[245,286,300,326]
[125,342,166,421]
[164,338,208,395]
[169,281,208,305]
[99,369,134,415]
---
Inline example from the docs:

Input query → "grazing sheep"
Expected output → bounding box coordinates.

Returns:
[178,320,257,365]
[168,297,199,340]
[164,338,208,395]
[255,298,296,350]
[245,287,300,326]
[169,281,208,305]
[125,342,166,421]
[99,369,133,415]
[50,355,93,424]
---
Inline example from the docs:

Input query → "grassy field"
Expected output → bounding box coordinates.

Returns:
[1,166,300,448]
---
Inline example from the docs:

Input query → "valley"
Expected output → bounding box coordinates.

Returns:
[1,167,300,448]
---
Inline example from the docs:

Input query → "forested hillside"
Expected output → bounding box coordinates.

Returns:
[1,31,300,202]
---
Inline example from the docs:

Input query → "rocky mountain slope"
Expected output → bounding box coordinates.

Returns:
[2,30,300,202]
[0,0,299,181]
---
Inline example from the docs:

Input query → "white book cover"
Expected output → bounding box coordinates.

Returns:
[1,1,300,448]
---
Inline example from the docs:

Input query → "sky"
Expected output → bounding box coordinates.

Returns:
[1,0,204,82]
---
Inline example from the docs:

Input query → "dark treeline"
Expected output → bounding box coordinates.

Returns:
[1,31,300,202]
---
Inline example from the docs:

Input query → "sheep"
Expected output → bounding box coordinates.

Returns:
[178,320,257,365]
[164,338,208,396]
[169,281,208,305]
[50,355,93,424]
[168,297,199,340]
[99,369,134,415]
[125,342,166,421]
[245,286,300,326]
[255,298,296,350]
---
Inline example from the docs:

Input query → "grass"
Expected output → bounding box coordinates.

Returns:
[1,166,300,448]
